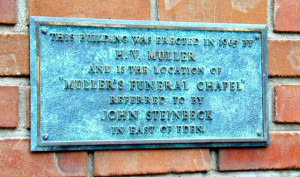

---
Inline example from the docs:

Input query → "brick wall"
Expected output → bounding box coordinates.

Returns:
[0,0,299,176]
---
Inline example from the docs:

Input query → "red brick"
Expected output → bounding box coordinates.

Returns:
[0,34,29,76]
[274,0,300,32]
[0,0,17,24]
[275,85,300,123]
[268,40,300,77]
[0,139,87,176]
[0,86,18,128]
[27,86,30,128]
[94,149,210,176]
[28,0,150,20]
[219,132,300,171]
[158,0,267,24]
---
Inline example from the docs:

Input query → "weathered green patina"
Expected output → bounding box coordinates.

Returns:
[30,16,268,151]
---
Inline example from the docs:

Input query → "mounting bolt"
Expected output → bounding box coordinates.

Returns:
[257,131,262,136]
[255,34,261,40]
[41,28,48,34]
[43,134,49,140]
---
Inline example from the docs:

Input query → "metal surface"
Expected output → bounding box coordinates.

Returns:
[30,16,268,151]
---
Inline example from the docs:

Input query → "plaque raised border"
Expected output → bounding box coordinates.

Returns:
[30,16,268,151]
